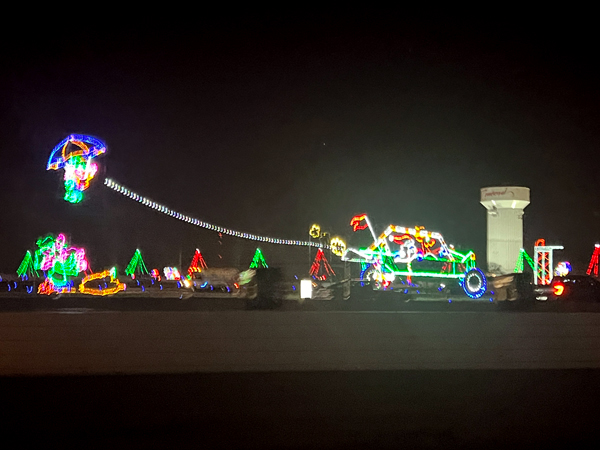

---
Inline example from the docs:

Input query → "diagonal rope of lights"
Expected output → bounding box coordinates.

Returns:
[104,178,328,248]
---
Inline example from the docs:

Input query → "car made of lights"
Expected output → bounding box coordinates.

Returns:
[341,214,487,298]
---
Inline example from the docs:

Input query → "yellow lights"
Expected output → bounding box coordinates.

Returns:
[330,237,346,257]
[309,224,321,239]
[79,268,126,296]
[553,283,565,296]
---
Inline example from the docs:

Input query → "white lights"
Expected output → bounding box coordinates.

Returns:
[300,279,313,299]
[104,178,327,249]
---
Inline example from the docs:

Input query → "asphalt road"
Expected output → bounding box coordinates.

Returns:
[2,369,600,449]
[3,306,600,448]
[3,309,600,375]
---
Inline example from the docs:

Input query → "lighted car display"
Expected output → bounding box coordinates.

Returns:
[342,214,487,298]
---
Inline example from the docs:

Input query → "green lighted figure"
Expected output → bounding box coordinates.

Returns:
[342,214,487,298]
[249,248,268,269]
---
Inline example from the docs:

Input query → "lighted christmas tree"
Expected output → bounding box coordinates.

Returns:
[188,248,208,275]
[587,244,599,277]
[309,248,335,281]
[514,248,535,273]
[125,249,149,276]
[249,248,268,269]
[16,250,39,278]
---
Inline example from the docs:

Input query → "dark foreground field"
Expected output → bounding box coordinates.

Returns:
[2,369,600,449]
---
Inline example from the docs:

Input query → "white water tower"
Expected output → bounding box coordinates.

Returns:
[480,186,530,274]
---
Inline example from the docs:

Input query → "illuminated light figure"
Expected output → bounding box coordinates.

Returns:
[188,249,208,275]
[33,233,88,294]
[514,248,535,273]
[309,224,321,239]
[587,244,599,277]
[309,249,336,281]
[342,214,485,298]
[554,261,572,277]
[330,237,346,257]
[534,239,563,285]
[460,268,488,299]
[16,251,39,279]
[163,267,181,280]
[150,268,161,281]
[249,248,268,269]
[79,268,125,296]
[125,249,149,277]
[104,179,328,249]
[47,135,107,203]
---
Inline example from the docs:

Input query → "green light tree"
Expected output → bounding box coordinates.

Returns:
[16,251,39,278]
[249,248,268,269]
[125,249,149,276]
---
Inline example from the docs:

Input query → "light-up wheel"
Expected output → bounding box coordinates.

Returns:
[462,268,487,299]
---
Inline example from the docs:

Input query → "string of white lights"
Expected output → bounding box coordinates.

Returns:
[104,178,328,248]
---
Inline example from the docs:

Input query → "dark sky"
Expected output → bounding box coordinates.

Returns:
[1,15,599,274]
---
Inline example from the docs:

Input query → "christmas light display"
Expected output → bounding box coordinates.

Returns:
[309,248,335,281]
[104,179,328,249]
[163,267,181,280]
[16,251,39,278]
[125,249,149,277]
[342,214,485,297]
[534,239,563,285]
[514,248,535,273]
[47,135,106,203]
[79,267,125,296]
[587,244,599,277]
[309,224,321,239]
[150,268,161,280]
[33,233,88,294]
[460,268,487,299]
[554,261,572,277]
[249,248,268,269]
[330,237,346,257]
[188,249,208,275]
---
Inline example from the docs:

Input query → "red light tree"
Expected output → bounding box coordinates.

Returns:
[587,244,599,277]
[309,248,335,281]
[188,249,208,275]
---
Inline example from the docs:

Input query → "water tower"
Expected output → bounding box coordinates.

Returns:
[480,186,530,274]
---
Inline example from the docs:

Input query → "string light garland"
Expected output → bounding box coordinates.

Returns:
[104,178,328,249]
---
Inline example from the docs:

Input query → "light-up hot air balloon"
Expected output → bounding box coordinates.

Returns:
[47,134,107,203]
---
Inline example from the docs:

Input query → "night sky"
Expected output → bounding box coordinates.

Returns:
[1,15,598,274]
